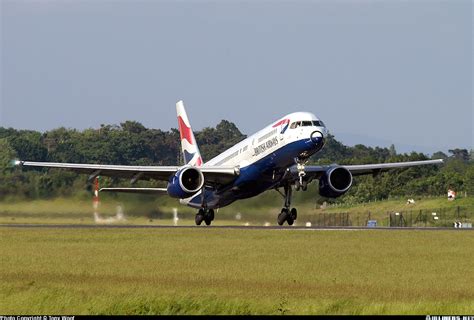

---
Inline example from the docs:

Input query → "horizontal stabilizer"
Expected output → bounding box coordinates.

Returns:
[99,187,168,194]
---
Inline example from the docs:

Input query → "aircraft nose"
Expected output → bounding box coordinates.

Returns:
[310,130,323,143]
[310,130,325,150]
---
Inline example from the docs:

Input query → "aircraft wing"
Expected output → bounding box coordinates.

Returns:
[15,161,239,185]
[288,159,444,179]
[99,187,168,194]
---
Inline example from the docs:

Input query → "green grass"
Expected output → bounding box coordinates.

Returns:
[1,194,472,226]
[1,227,473,314]
[323,196,474,214]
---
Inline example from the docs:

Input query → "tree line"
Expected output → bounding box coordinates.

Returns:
[0,121,472,203]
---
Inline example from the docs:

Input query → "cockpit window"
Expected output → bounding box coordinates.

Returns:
[290,120,326,128]
[290,121,301,129]
[313,120,326,127]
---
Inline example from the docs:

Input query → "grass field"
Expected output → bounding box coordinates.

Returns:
[1,227,473,315]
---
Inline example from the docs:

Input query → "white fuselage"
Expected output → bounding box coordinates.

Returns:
[179,112,328,209]
[204,112,328,170]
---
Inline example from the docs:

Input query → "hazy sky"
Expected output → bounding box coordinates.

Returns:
[1,0,472,154]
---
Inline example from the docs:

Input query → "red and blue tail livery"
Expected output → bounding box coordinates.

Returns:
[272,118,290,134]
[176,100,203,167]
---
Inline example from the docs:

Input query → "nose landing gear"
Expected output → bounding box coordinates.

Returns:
[295,179,308,191]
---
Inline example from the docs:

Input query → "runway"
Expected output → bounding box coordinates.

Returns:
[0,223,471,231]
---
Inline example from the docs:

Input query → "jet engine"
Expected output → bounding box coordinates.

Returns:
[318,166,353,198]
[167,167,204,198]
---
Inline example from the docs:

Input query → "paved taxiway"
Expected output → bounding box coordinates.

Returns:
[0,224,472,231]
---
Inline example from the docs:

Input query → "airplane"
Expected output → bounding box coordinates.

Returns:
[15,100,443,226]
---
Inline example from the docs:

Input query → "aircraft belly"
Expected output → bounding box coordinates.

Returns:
[186,139,313,210]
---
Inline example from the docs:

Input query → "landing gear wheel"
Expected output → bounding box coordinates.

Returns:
[295,180,301,191]
[301,181,308,191]
[202,209,214,226]
[195,212,204,226]
[278,208,288,226]
[290,208,297,220]
[275,182,301,226]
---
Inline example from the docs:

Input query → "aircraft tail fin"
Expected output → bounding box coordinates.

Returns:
[176,100,203,167]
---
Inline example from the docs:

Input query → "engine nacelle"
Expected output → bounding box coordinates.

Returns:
[319,166,353,198]
[167,167,204,199]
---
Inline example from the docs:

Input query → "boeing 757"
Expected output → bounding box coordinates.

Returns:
[16,101,443,226]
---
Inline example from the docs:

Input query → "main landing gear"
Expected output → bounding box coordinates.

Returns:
[195,187,215,226]
[277,184,298,226]
[195,208,215,226]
